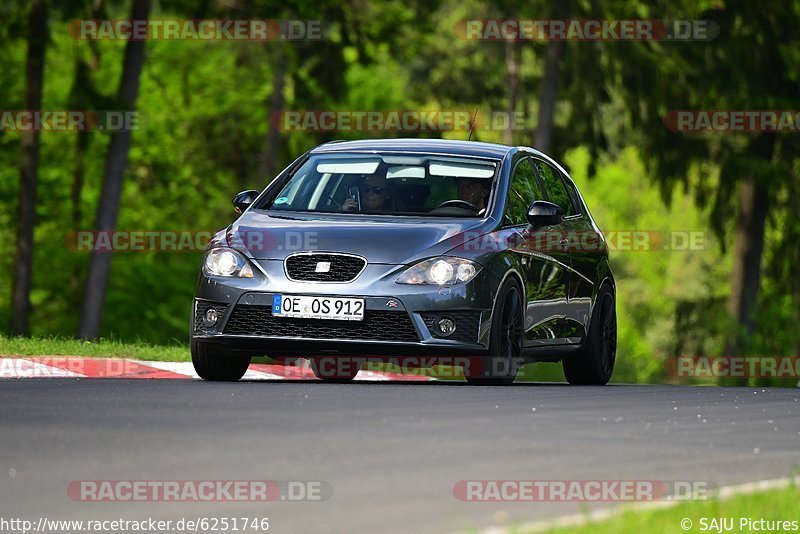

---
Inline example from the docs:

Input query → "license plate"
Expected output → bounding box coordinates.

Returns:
[273,295,365,321]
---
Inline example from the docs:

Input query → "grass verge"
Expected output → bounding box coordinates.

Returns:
[538,483,799,534]
[0,335,189,362]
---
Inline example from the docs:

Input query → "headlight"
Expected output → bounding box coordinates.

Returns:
[203,247,253,278]
[396,257,481,285]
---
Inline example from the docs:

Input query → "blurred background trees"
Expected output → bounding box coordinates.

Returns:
[10,0,47,336]
[1,0,798,384]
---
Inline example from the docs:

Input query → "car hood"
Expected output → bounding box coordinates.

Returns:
[229,210,493,264]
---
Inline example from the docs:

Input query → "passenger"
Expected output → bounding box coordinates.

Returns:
[456,177,490,212]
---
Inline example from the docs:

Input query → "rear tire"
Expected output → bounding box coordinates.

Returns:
[562,284,616,385]
[310,357,360,382]
[191,340,251,381]
[464,278,523,386]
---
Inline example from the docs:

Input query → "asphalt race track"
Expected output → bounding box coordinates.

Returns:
[1,379,799,533]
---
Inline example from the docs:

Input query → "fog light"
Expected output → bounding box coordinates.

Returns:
[203,308,219,326]
[436,317,456,337]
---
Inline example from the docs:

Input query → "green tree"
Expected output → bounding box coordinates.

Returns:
[606,0,800,380]
[78,0,151,339]
[11,0,48,336]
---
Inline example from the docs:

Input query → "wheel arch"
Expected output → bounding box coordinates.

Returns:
[584,277,616,348]
[484,268,525,335]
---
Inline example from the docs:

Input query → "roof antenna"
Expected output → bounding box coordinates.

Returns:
[467,109,479,141]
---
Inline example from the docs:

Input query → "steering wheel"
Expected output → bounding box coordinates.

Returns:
[436,199,480,212]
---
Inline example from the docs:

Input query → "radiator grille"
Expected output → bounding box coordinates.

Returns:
[285,253,366,282]
[223,305,419,342]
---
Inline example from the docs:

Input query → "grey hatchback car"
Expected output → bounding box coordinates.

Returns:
[191,139,616,385]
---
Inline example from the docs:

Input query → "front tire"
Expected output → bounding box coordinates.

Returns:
[464,278,523,386]
[562,284,617,385]
[310,357,360,382]
[191,340,251,381]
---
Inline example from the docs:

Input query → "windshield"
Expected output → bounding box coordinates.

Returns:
[263,153,498,217]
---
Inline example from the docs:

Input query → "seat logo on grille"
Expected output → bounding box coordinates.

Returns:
[315,261,331,273]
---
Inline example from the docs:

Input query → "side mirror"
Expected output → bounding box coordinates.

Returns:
[232,190,259,214]
[526,200,564,228]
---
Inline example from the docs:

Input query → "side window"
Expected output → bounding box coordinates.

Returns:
[560,175,583,217]
[504,158,544,225]
[534,160,577,217]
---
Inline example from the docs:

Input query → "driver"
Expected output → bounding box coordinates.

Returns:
[342,174,394,212]
[456,177,490,212]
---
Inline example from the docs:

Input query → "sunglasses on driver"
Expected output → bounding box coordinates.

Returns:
[359,184,387,194]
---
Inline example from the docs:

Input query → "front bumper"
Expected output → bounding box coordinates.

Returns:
[190,259,500,358]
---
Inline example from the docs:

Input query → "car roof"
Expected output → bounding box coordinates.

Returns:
[310,138,514,160]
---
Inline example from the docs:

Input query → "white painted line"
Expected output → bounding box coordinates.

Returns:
[354,370,393,381]
[132,360,199,379]
[0,358,83,378]
[0,357,432,381]
[717,475,800,498]
[242,368,286,380]
[138,360,286,380]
